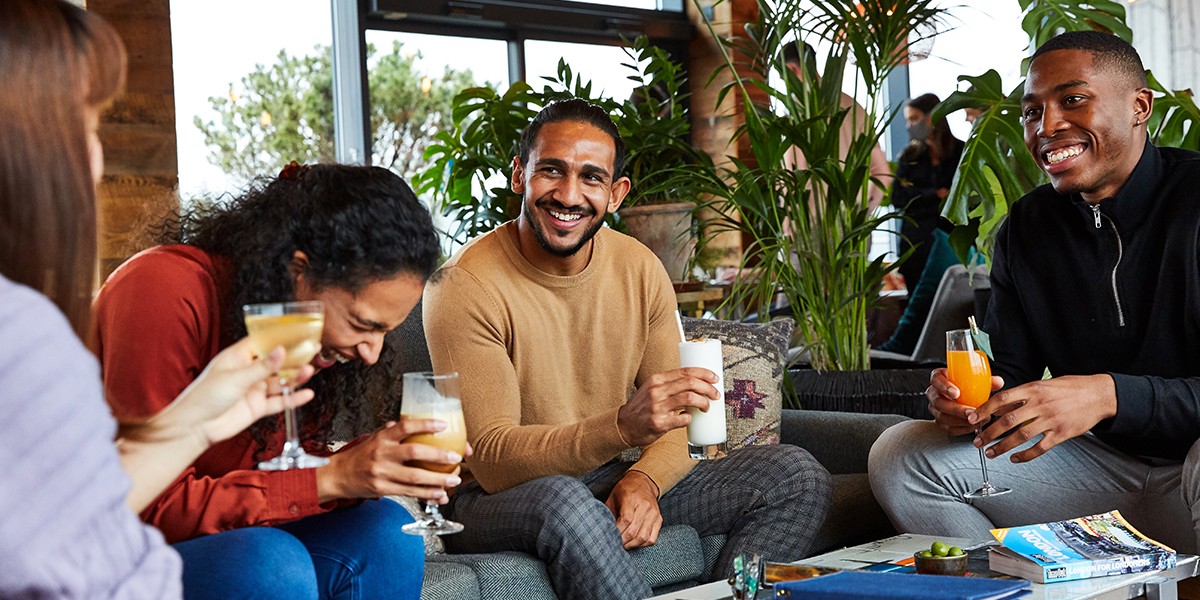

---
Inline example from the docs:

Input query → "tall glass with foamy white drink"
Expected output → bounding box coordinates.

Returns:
[679,338,727,460]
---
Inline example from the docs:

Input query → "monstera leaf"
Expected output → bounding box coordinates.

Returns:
[1147,71,1200,150]
[1018,0,1132,71]
[935,70,1044,262]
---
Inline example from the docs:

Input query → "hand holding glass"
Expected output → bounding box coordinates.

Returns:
[243,301,328,470]
[400,371,467,536]
[946,329,1011,499]
[679,338,727,460]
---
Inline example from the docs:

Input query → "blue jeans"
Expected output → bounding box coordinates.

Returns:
[174,499,424,600]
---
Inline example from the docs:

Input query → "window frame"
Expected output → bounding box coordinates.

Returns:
[330,0,692,163]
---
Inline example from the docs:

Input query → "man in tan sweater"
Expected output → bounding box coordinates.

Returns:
[423,99,831,599]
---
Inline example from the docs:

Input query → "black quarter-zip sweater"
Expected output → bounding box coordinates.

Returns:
[985,140,1200,461]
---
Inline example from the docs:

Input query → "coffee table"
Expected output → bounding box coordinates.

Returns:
[647,533,1200,600]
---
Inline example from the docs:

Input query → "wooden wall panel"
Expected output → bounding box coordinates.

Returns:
[97,176,178,276]
[87,0,179,279]
[687,0,756,269]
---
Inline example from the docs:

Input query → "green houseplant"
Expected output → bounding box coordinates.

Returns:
[614,37,717,281]
[693,0,945,372]
[413,80,539,246]
[938,0,1200,263]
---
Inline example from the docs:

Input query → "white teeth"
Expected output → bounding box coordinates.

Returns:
[319,349,350,364]
[1046,146,1083,165]
[549,210,583,222]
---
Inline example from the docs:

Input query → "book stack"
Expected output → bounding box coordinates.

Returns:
[988,510,1176,584]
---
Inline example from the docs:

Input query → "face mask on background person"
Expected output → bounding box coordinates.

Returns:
[907,119,932,142]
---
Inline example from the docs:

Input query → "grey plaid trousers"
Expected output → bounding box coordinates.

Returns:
[443,444,831,600]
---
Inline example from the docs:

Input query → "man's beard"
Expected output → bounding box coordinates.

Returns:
[526,197,604,257]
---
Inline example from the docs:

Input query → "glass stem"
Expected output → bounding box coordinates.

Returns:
[425,501,445,524]
[281,381,300,456]
[976,430,991,487]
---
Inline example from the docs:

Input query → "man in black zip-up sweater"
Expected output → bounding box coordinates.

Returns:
[870,31,1200,553]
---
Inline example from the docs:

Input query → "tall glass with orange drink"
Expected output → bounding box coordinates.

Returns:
[946,347,991,409]
[946,329,1011,499]
[400,371,467,536]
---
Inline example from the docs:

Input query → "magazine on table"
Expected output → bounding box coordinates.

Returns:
[988,510,1175,583]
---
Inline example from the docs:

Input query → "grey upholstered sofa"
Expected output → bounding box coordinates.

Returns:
[372,303,908,599]
[419,409,907,599]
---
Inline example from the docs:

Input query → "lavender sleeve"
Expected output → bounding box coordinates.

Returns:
[0,276,182,598]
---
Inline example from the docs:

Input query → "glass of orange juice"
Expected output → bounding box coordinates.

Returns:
[400,371,466,536]
[946,329,1011,499]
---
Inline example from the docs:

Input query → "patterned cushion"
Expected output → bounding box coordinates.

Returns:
[682,317,794,451]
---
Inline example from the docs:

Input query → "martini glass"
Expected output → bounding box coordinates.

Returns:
[243,301,328,470]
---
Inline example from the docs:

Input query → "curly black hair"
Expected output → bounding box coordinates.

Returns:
[162,164,440,453]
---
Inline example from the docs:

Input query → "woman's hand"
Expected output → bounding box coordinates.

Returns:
[119,337,316,452]
[116,338,316,512]
[315,419,471,504]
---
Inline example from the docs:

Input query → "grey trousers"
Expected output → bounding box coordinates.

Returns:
[444,444,831,600]
[868,420,1200,553]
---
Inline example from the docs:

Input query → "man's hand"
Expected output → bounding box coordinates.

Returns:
[315,419,470,504]
[605,470,663,550]
[618,368,718,447]
[926,368,1004,436]
[969,375,1117,464]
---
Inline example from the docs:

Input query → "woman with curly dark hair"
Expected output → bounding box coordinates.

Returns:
[91,163,455,599]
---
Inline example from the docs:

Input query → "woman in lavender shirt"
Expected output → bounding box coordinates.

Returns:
[0,1,314,596]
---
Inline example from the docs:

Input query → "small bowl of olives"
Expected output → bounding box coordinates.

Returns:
[913,541,968,576]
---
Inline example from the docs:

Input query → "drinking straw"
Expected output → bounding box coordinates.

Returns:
[674,310,687,343]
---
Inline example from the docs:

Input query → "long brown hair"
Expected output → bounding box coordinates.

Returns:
[0,0,126,338]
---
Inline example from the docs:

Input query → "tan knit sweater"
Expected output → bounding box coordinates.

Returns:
[423,221,694,494]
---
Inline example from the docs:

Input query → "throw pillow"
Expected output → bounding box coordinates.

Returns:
[682,316,794,451]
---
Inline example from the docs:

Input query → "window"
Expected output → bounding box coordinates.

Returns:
[362,30,507,179]
[362,30,509,251]
[356,0,693,249]
[907,0,1027,140]
[562,0,679,10]
[171,0,332,200]
[524,40,640,101]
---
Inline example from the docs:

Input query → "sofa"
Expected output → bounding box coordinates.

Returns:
[416,408,905,599]
[364,303,909,599]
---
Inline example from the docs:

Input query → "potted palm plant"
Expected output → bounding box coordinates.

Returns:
[680,0,948,413]
[694,0,944,373]
[615,37,717,282]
